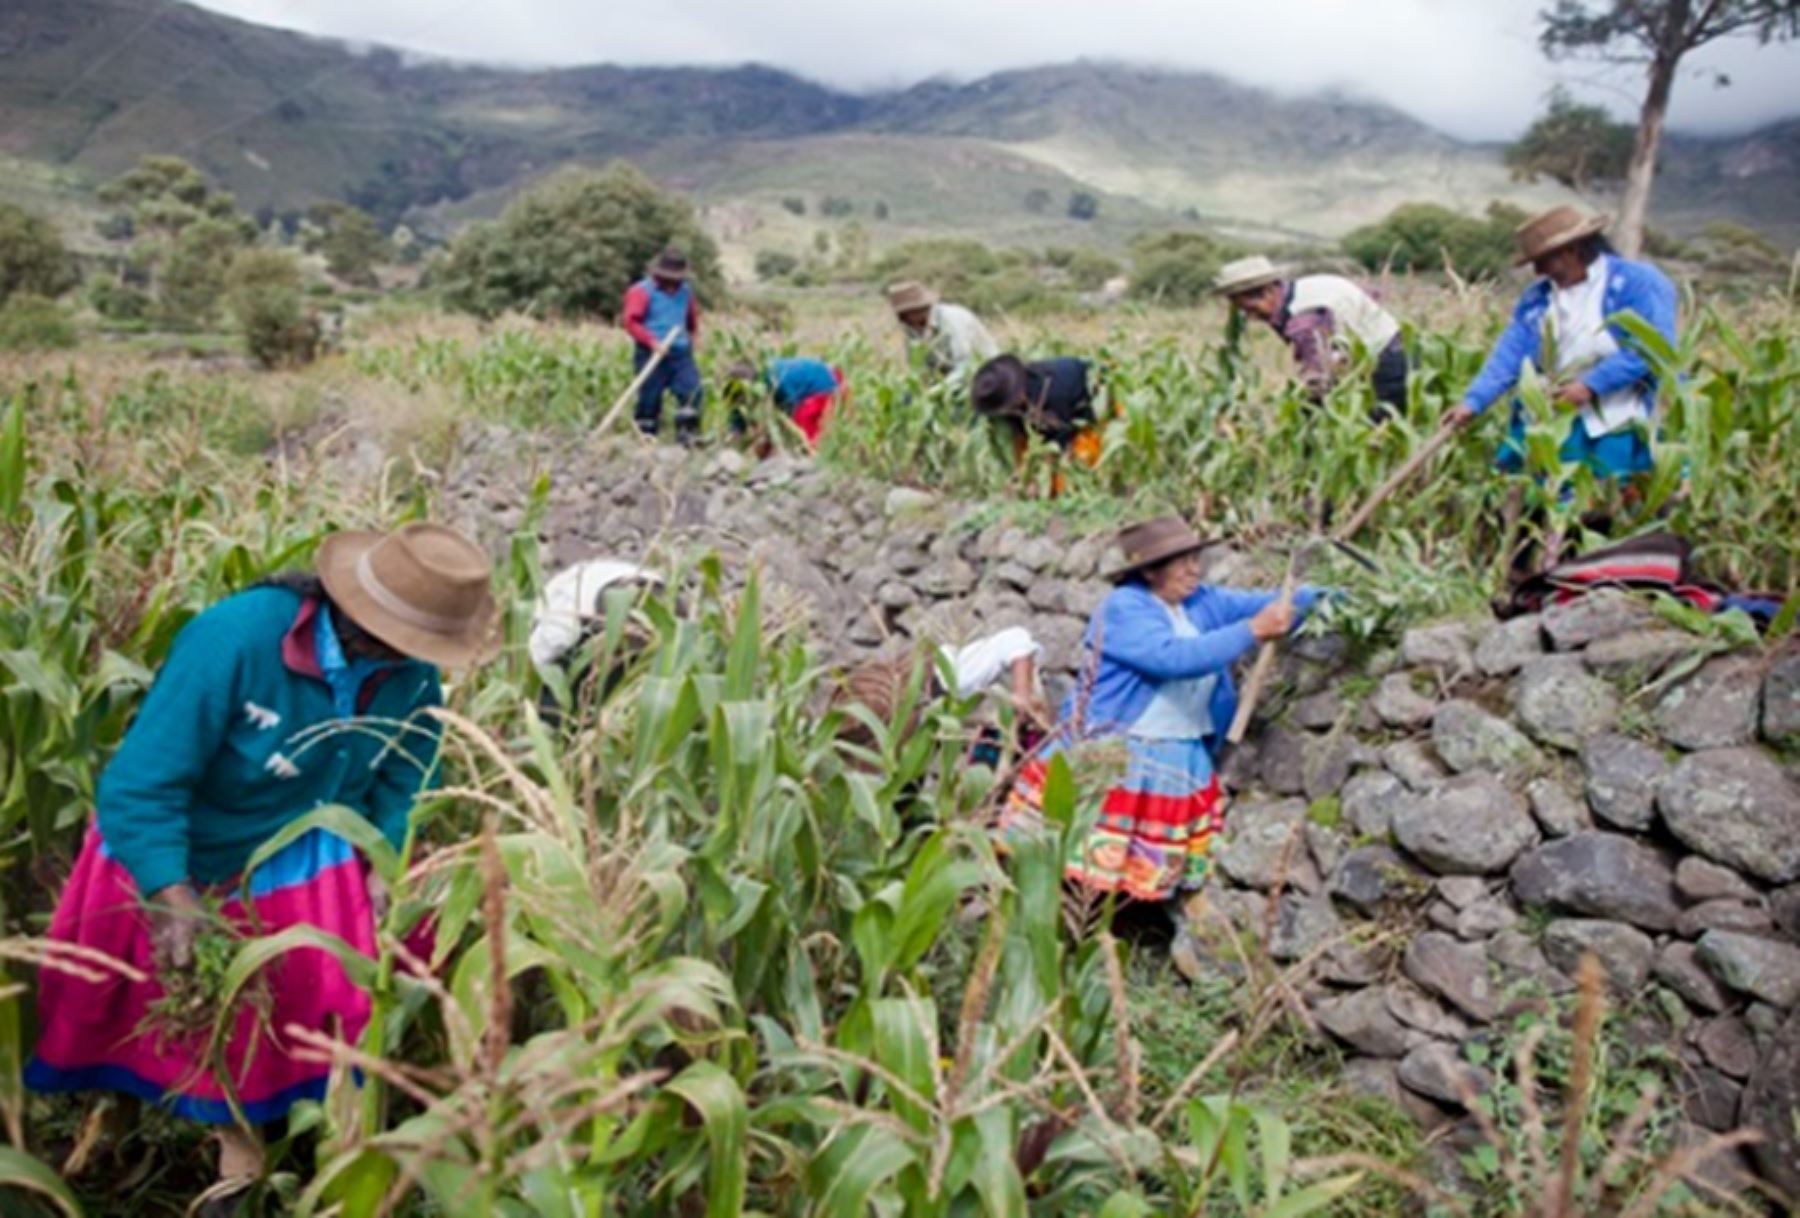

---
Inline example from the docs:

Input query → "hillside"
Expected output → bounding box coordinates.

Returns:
[2,0,1795,250]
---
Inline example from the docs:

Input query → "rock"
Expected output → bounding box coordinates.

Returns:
[1773,884,1800,940]
[1383,739,1448,791]
[1682,1066,1745,1133]
[1032,615,1088,674]
[1740,1008,1800,1200]
[1579,733,1667,831]
[1527,777,1591,838]
[1431,701,1542,783]
[1403,932,1497,1023]
[1342,769,1408,838]
[1372,673,1436,729]
[1014,536,1062,573]
[1025,578,1077,615]
[1747,1002,1782,1040]
[1490,929,1574,996]
[1392,775,1537,876]
[1515,658,1620,751]
[1675,857,1760,905]
[1385,981,1469,1039]
[1291,689,1346,730]
[1437,876,1488,910]
[1056,537,1104,581]
[917,557,978,598]
[1475,615,1544,677]
[1542,590,1655,651]
[1305,822,1346,877]
[1582,629,1702,680]
[881,536,928,576]
[1667,1120,1761,1200]
[1398,1042,1490,1108]
[1764,647,1800,743]
[1510,832,1680,931]
[1655,942,1732,1014]
[1696,930,1800,1007]
[1219,800,1319,893]
[1543,919,1654,993]
[1426,900,1460,933]
[1329,845,1428,916]
[1456,898,1519,940]
[1659,748,1800,883]
[1256,726,1311,797]
[1401,623,1475,673]
[1694,1015,1758,1079]
[1320,940,1387,987]
[875,581,918,612]
[1654,654,1763,751]
[1314,987,1413,1058]
[1677,900,1774,939]
[1267,893,1343,963]
[1302,732,1356,802]
[1340,1057,1406,1106]
[989,561,1035,591]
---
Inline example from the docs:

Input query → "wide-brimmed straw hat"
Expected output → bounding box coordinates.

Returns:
[1107,515,1215,583]
[649,247,690,280]
[318,523,500,668]
[886,280,938,316]
[971,355,1030,417]
[1513,205,1608,265]
[1213,255,1285,298]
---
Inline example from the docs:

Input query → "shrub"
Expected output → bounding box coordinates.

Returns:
[1043,246,1123,291]
[780,196,806,216]
[819,196,854,218]
[0,203,77,305]
[308,201,388,288]
[1067,190,1099,221]
[1128,231,1241,306]
[754,250,799,281]
[87,277,152,321]
[160,217,243,325]
[1341,202,1519,280]
[438,162,722,320]
[226,248,318,368]
[0,293,77,350]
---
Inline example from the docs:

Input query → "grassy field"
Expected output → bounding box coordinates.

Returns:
[0,278,1795,1215]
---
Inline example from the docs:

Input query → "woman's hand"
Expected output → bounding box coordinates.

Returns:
[147,883,207,970]
[1249,600,1297,642]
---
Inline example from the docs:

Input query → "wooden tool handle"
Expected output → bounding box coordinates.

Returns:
[1334,417,1462,542]
[1225,561,1299,745]
[593,326,684,441]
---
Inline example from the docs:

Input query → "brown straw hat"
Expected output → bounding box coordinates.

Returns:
[649,247,690,280]
[886,280,938,316]
[1513,205,1608,265]
[1107,515,1214,583]
[318,523,500,668]
[971,355,1030,417]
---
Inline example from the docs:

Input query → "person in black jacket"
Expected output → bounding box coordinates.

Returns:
[971,355,1110,496]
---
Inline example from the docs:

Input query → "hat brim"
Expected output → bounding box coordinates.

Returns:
[317,531,501,669]
[651,265,690,280]
[1516,215,1608,265]
[1106,536,1214,583]
[1215,272,1283,298]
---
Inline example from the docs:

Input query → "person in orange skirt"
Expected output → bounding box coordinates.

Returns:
[997,516,1319,903]
[970,355,1114,497]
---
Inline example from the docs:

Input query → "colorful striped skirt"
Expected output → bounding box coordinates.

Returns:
[25,825,375,1125]
[996,736,1224,902]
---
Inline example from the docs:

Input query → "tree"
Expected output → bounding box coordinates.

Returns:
[1341,202,1524,280]
[161,218,244,326]
[1505,87,1634,193]
[1127,231,1242,306]
[95,155,256,325]
[227,248,318,368]
[0,203,76,305]
[1538,0,1800,255]
[437,163,722,321]
[1067,191,1099,221]
[308,202,388,287]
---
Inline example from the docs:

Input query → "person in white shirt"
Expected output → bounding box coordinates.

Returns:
[887,281,1000,382]
[833,626,1048,764]
[530,559,660,723]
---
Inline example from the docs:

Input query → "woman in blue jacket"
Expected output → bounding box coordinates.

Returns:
[1446,205,1678,481]
[998,516,1317,902]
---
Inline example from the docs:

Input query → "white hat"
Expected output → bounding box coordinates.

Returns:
[1213,255,1285,297]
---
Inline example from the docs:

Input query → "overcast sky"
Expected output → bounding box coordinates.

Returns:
[187,0,1800,140]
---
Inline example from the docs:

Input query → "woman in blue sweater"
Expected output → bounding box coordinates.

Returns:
[27,523,496,1207]
[998,516,1317,902]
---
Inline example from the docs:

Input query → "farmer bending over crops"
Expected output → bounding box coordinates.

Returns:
[622,247,705,443]
[1445,205,1678,483]
[971,354,1116,497]
[997,516,1319,907]
[888,280,999,382]
[529,557,661,726]
[723,356,848,449]
[1214,255,1407,421]
[26,523,498,1214]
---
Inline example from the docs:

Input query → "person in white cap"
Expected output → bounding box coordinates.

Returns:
[886,280,999,382]
[530,558,661,723]
[1214,255,1407,420]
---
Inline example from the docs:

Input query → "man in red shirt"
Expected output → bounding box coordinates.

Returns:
[621,248,704,443]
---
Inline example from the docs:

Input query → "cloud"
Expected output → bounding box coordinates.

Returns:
[187,0,1800,140]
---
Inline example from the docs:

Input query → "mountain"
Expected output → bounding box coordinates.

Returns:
[2,0,1795,256]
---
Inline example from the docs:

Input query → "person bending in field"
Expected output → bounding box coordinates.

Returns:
[970,354,1116,497]
[529,557,662,726]
[1214,255,1408,421]
[1445,205,1678,485]
[887,280,999,383]
[997,515,1320,913]
[723,356,849,449]
[27,524,498,1216]
[622,248,704,444]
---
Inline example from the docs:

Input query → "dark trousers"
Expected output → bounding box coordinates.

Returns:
[634,345,703,434]
[1369,342,1408,421]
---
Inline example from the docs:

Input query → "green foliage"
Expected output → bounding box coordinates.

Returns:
[871,239,1076,315]
[160,218,245,326]
[1067,190,1100,221]
[307,201,388,288]
[94,156,256,327]
[1043,245,1124,291]
[0,295,76,352]
[1127,230,1242,305]
[780,195,806,216]
[1506,87,1633,192]
[438,162,722,321]
[85,277,151,322]
[225,248,318,369]
[1342,201,1525,280]
[819,195,854,218]
[0,204,75,306]
[753,249,799,281]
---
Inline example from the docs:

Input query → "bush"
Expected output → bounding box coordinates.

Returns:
[1043,246,1123,291]
[308,201,388,288]
[819,196,854,218]
[226,248,318,368]
[0,293,77,351]
[1341,202,1520,281]
[1067,191,1099,221]
[87,277,152,321]
[438,162,722,320]
[754,250,799,281]
[0,203,77,305]
[1128,231,1242,306]
[159,217,244,326]
[780,196,806,216]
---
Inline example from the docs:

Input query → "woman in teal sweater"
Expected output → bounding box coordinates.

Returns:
[27,523,497,1212]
